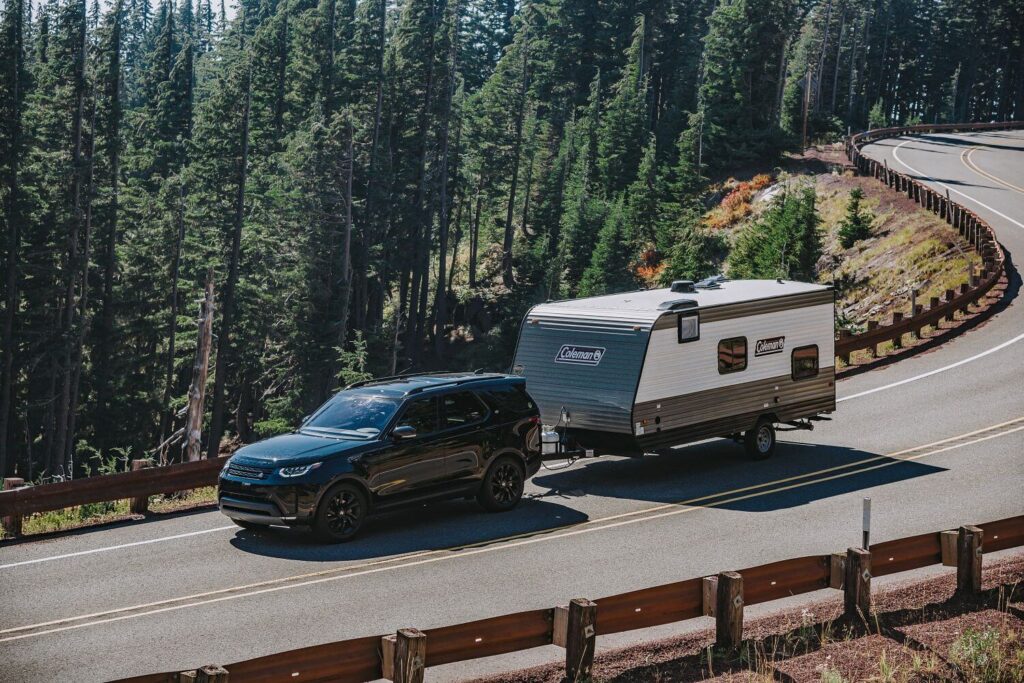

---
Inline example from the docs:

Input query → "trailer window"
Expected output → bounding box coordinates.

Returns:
[677,312,699,343]
[792,345,819,380]
[717,337,747,374]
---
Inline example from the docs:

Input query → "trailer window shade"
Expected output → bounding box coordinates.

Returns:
[717,337,747,374]
[677,312,699,343]
[792,345,819,380]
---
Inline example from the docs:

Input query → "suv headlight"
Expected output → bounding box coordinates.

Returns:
[278,462,322,478]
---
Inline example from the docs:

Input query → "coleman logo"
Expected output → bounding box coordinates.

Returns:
[555,345,606,366]
[755,336,785,356]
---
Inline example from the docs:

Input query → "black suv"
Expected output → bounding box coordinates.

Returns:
[218,372,541,542]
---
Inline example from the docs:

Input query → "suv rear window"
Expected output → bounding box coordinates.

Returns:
[481,385,535,419]
[442,392,487,428]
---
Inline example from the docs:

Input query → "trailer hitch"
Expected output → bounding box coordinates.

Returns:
[777,420,815,432]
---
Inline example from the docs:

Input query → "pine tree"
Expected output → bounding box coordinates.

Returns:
[838,187,872,247]
[729,184,821,281]
[597,14,648,195]
[578,195,638,296]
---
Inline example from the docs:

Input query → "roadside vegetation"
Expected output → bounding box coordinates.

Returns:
[1,0,1016,483]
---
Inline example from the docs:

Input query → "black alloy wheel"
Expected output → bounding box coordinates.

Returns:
[477,456,525,512]
[314,482,368,542]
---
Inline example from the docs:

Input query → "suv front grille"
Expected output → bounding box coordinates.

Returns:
[226,463,272,479]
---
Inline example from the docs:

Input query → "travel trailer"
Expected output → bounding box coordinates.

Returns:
[511,277,836,460]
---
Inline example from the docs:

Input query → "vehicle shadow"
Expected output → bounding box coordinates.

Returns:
[230,437,943,562]
[530,437,945,513]
[228,495,590,562]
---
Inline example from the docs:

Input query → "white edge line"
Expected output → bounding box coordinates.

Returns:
[838,330,1024,402]
[2,422,1022,644]
[838,135,1024,403]
[0,526,237,570]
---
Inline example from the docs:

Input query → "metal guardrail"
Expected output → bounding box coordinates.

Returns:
[834,121,1023,363]
[110,514,1024,683]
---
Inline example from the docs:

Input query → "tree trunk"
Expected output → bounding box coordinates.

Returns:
[159,182,187,448]
[186,272,214,462]
[468,179,482,288]
[0,0,26,476]
[813,0,833,113]
[334,117,354,384]
[407,0,440,365]
[501,35,529,288]
[830,6,846,114]
[206,65,251,459]
[431,0,460,359]
[64,92,99,471]
[52,0,89,476]
[354,0,386,335]
[95,0,123,457]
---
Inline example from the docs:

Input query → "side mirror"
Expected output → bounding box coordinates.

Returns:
[392,425,417,440]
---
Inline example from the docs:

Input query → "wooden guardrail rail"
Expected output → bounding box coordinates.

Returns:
[111,514,1024,683]
[0,456,225,535]
[834,120,1022,364]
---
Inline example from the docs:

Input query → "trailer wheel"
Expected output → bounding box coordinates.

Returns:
[744,419,776,460]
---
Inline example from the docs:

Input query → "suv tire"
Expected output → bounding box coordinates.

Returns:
[313,481,368,543]
[477,455,525,512]
[744,418,776,460]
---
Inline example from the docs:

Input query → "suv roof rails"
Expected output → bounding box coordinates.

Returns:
[345,370,456,390]
[406,374,507,395]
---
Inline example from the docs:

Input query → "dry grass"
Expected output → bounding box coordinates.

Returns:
[815,172,981,328]
[0,486,218,539]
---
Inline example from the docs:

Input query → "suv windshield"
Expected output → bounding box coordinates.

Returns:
[302,393,401,437]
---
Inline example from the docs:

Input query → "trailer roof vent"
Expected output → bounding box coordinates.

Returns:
[658,298,697,311]
[695,274,727,289]
[670,280,696,293]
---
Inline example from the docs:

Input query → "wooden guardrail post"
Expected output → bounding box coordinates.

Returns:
[957,525,983,594]
[891,311,903,348]
[959,283,971,315]
[130,459,156,515]
[844,547,871,618]
[393,628,426,683]
[1,477,25,537]
[866,320,879,356]
[565,598,597,682]
[195,665,229,683]
[837,329,852,365]
[715,571,743,649]
[945,289,956,321]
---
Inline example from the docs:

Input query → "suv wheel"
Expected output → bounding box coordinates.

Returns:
[313,481,368,543]
[744,418,776,460]
[477,456,525,512]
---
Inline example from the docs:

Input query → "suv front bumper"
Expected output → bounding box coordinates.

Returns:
[218,477,320,526]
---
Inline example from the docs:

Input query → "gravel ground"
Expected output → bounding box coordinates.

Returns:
[479,551,1024,683]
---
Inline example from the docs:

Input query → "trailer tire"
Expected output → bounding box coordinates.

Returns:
[744,418,776,460]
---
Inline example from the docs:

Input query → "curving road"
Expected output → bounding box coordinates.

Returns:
[1,131,1023,682]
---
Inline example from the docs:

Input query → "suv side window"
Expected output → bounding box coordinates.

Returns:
[482,385,535,418]
[396,397,438,436]
[442,392,487,428]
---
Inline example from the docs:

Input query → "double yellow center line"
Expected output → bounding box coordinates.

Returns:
[2,415,1023,642]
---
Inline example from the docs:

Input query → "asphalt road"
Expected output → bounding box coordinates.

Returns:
[2,131,1023,682]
